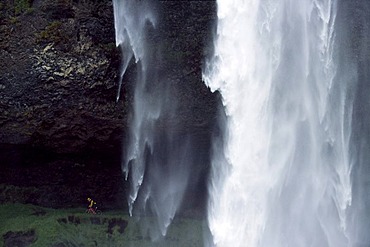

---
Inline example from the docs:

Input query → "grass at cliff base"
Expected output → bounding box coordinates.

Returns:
[0,203,205,247]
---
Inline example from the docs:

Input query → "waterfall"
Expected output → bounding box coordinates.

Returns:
[203,0,359,246]
[113,0,194,239]
[113,0,156,102]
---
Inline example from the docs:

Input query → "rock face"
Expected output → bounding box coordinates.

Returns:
[0,0,218,214]
[0,0,124,154]
[0,0,130,211]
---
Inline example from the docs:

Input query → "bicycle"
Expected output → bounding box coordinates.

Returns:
[85,207,102,215]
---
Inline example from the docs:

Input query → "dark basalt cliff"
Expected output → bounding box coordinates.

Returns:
[0,0,124,154]
[0,0,217,213]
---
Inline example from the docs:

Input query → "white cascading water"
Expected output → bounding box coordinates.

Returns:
[113,0,156,215]
[113,0,193,239]
[203,0,354,246]
[113,0,156,102]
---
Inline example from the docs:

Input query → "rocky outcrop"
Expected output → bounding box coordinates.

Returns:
[0,0,124,154]
[0,0,219,153]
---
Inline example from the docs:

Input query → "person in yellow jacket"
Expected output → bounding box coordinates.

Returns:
[87,197,96,209]
[87,197,97,213]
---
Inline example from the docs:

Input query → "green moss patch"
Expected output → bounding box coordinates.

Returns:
[37,21,67,45]
[14,0,32,15]
[0,203,205,247]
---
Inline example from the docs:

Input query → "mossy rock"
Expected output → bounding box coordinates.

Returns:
[36,21,67,45]
[14,0,33,15]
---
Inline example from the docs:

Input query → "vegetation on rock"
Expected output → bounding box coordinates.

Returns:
[14,0,33,15]
[0,203,205,247]
[37,21,66,44]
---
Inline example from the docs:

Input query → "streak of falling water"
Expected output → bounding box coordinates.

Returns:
[113,0,156,214]
[113,0,156,102]
[203,0,358,246]
[113,0,194,240]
